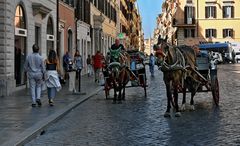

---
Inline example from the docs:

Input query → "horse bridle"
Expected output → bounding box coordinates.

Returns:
[157,41,186,72]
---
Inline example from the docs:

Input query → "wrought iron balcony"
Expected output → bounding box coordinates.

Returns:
[172,18,196,28]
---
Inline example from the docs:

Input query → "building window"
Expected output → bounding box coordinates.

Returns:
[94,0,97,7]
[205,6,216,18]
[184,29,195,38]
[223,6,234,18]
[15,5,27,86]
[35,25,41,50]
[47,17,54,54]
[66,0,74,7]
[68,29,73,53]
[206,29,217,38]
[184,6,195,24]
[223,29,233,38]
[186,0,192,4]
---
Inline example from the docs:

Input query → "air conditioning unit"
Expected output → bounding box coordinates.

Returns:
[187,18,192,24]
[15,28,27,37]
[47,34,54,41]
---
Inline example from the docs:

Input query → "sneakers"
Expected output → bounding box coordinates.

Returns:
[49,99,54,106]
[31,103,36,107]
[36,99,42,107]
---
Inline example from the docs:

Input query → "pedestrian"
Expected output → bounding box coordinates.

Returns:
[74,50,83,79]
[86,54,93,77]
[149,53,155,77]
[45,50,61,106]
[63,51,72,79]
[93,51,103,83]
[232,50,236,64]
[24,44,46,107]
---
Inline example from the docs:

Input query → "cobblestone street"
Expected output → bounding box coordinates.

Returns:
[27,64,240,146]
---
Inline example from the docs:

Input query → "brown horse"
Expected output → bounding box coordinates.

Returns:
[155,37,200,117]
[104,50,136,103]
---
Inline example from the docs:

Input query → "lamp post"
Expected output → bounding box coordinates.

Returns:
[73,1,86,95]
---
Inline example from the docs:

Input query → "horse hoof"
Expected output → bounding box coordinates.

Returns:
[175,112,181,117]
[164,112,171,118]
[190,105,195,111]
[181,104,186,111]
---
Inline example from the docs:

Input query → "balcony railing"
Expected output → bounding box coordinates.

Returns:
[172,18,196,27]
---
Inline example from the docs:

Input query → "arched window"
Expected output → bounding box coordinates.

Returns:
[47,17,54,53]
[68,29,73,53]
[15,5,27,86]
[15,5,26,29]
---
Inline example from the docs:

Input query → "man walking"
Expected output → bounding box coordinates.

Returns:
[149,53,155,77]
[86,54,93,77]
[93,51,103,83]
[24,44,46,107]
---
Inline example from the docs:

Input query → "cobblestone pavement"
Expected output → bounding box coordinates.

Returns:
[0,74,100,145]
[27,64,240,146]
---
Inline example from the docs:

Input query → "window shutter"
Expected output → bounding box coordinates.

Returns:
[184,7,187,24]
[205,7,208,18]
[193,7,196,24]
[223,29,226,38]
[206,29,209,38]
[213,7,216,18]
[230,29,233,38]
[213,29,217,37]
[231,6,234,18]
[223,6,226,18]
[85,0,90,24]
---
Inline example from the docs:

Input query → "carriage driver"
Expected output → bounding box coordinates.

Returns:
[111,38,125,51]
[109,38,126,63]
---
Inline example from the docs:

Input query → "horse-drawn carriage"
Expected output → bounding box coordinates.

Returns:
[195,50,219,106]
[155,37,220,117]
[103,49,147,102]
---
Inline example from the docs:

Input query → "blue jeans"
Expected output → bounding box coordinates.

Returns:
[47,87,57,99]
[149,65,154,76]
[29,77,42,104]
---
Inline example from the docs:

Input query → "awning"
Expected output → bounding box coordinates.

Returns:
[199,43,229,49]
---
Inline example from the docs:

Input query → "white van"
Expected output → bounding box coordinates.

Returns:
[235,52,240,63]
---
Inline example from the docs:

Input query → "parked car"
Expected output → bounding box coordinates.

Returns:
[235,52,240,63]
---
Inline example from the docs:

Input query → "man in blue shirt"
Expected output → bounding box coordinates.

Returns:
[24,44,45,107]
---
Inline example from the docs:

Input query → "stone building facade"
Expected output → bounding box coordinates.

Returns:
[59,1,75,74]
[0,0,56,96]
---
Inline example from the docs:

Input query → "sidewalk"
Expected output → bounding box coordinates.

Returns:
[1,75,103,146]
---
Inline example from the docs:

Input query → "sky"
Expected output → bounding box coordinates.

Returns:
[136,0,163,39]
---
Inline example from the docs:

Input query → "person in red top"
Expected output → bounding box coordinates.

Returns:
[93,51,103,83]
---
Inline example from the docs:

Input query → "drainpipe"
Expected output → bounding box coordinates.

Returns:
[56,0,59,57]
[197,0,199,38]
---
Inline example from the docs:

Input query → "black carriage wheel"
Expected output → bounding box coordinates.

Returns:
[144,84,147,98]
[211,76,220,106]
